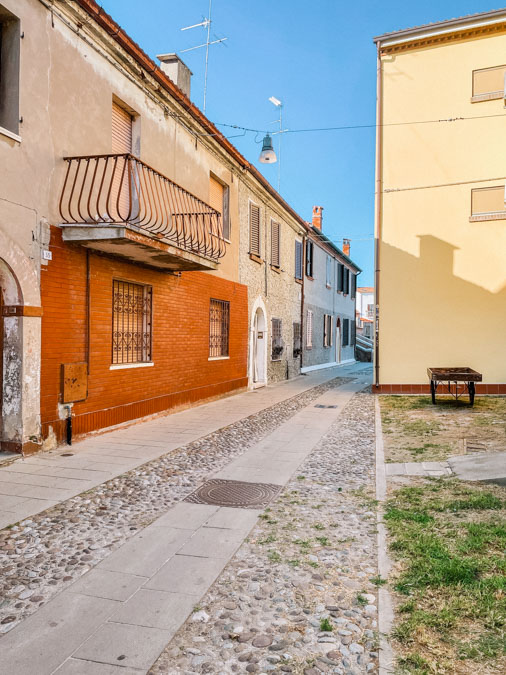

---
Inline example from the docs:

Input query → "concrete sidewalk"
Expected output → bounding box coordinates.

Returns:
[0,376,369,674]
[0,362,369,530]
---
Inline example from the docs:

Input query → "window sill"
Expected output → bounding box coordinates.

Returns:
[270,264,281,274]
[0,126,21,144]
[110,362,154,370]
[469,212,506,222]
[305,275,314,281]
[249,253,263,264]
[295,277,303,285]
[326,283,331,289]
[470,92,503,103]
[208,355,230,361]
[271,358,282,362]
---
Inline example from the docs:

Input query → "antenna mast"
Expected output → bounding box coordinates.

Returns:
[180,0,227,113]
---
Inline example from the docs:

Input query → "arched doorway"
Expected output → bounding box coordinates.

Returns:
[251,302,267,388]
[335,317,341,365]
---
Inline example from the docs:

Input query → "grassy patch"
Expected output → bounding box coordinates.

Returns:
[385,477,506,673]
[319,618,333,632]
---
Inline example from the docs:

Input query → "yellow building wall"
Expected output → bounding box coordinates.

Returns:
[378,32,506,385]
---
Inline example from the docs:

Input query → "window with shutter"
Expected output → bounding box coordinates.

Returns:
[111,101,133,221]
[351,320,356,347]
[323,314,328,347]
[271,318,283,361]
[343,268,350,295]
[323,314,333,347]
[293,322,302,357]
[351,274,356,299]
[271,220,280,267]
[326,256,332,287]
[305,240,314,277]
[295,240,303,280]
[209,176,230,240]
[472,65,506,102]
[471,186,506,220]
[342,318,349,346]
[249,203,261,256]
[306,310,313,348]
[337,263,344,292]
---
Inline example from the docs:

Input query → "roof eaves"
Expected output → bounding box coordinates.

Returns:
[308,225,362,273]
[373,7,506,45]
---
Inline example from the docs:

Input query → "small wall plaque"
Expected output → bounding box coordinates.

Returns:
[62,362,88,403]
[257,332,263,339]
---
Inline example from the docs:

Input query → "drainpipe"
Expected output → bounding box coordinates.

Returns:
[374,42,383,389]
[86,249,91,374]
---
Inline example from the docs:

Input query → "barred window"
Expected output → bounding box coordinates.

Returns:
[112,280,152,364]
[271,318,283,361]
[293,322,302,357]
[209,299,230,358]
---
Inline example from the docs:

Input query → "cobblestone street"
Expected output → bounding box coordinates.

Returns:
[0,365,376,674]
[152,390,377,675]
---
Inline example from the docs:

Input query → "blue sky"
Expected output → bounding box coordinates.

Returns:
[100,0,498,285]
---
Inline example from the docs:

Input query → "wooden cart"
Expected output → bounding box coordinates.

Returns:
[427,367,482,406]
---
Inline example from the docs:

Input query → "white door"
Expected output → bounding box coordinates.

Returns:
[253,307,266,385]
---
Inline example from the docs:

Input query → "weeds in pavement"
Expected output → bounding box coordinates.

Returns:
[268,550,281,563]
[319,618,333,632]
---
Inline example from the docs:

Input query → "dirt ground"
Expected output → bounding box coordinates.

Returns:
[379,395,506,463]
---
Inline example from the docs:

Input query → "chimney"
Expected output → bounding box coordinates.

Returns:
[342,238,351,256]
[157,53,193,99]
[312,205,323,230]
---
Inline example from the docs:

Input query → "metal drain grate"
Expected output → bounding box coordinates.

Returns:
[184,479,282,509]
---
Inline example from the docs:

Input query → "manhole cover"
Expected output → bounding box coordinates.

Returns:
[184,479,282,509]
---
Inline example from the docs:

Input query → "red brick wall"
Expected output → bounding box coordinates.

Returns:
[41,227,248,442]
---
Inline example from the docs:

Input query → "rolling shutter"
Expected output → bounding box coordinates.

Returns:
[111,102,132,221]
[471,186,505,215]
[472,65,506,98]
[209,176,224,213]
[250,203,261,256]
[271,221,280,267]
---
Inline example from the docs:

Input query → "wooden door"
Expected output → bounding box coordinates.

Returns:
[111,102,133,221]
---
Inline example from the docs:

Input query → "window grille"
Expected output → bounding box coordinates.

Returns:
[249,203,261,256]
[209,299,230,357]
[112,280,152,364]
[306,309,313,348]
[293,322,302,357]
[305,240,314,277]
[271,318,283,361]
[271,220,280,267]
[295,240,303,280]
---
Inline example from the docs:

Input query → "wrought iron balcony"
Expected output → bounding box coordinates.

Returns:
[59,153,226,270]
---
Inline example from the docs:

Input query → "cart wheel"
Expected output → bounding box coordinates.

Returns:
[430,380,436,404]
[469,381,475,406]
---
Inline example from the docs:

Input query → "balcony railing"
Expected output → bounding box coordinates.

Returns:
[59,153,226,261]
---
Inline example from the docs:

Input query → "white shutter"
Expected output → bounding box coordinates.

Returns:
[306,310,313,348]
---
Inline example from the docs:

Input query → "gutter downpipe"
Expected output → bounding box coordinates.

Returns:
[374,42,382,390]
[300,232,306,374]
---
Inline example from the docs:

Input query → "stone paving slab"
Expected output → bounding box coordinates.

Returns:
[54,659,142,674]
[385,461,452,477]
[110,588,197,630]
[145,554,226,596]
[67,569,148,602]
[448,451,506,482]
[0,363,368,528]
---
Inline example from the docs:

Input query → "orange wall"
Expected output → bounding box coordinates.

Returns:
[41,227,248,442]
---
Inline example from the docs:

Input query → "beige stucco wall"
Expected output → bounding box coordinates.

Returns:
[377,31,506,385]
[238,179,305,385]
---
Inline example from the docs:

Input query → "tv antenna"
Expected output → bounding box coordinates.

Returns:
[180,0,228,113]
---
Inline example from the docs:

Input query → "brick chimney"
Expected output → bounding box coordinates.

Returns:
[343,238,351,256]
[157,53,193,98]
[312,206,323,230]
